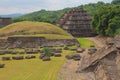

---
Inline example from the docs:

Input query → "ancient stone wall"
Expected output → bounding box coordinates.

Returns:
[43,39,78,47]
[0,37,79,48]
[0,39,7,48]
[0,18,13,28]
[6,37,46,48]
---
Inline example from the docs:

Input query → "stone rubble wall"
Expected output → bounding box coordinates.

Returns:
[0,37,79,48]
[0,18,13,28]
[0,39,7,48]
[42,39,78,47]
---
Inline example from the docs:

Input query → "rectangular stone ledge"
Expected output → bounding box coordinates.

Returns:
[0,37,79,48]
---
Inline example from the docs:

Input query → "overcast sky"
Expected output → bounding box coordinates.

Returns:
[0,0,112,15]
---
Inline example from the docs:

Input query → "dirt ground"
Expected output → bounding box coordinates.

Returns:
[58,36,108,80]
[58,49,95,80]
[87,36,111,48]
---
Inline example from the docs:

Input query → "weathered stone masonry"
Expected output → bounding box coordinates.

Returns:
[0,18,13,28]
[56,8,96,37]
[0,37,79,48]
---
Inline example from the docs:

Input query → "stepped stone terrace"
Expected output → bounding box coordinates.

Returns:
[56,8,96,37]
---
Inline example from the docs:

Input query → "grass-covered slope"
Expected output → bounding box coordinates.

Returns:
[0,21,73,39]
[77,38,96,48]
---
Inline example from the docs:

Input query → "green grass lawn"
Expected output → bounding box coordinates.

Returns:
[0,38,96,80]
[0,50,70,80]
[77,38,97,48]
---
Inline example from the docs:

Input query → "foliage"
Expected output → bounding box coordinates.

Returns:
[112,0,120,4]
[79,1,106,16]
[12,0,120,37]
[92,5,120,37]
[13,8,70,24]
[13,2,107,24]
[43,47,52,56]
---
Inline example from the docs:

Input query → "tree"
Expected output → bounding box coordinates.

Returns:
[92,5,120,37]
[97,1,105,5]
[112,0,120,4]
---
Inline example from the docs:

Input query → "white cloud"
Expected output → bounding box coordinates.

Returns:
[0,7,44,14]
[0,0,112,14]
[38,0,112,10]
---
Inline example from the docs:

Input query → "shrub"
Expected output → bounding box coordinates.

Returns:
[43,47,52,56]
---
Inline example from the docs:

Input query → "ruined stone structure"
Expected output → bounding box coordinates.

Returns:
[56,8,96,37]
[0,36,79,48]
[77,35,120,80]
[0,18,13,28]
[0,39,7,47]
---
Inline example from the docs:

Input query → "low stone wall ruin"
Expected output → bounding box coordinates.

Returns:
[0,39,7,48]
[0,36,79,48]
[42,39,78,47]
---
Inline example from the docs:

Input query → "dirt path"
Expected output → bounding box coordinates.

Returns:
[58,36,108,80]
[58,50,95,80]
[87,38,104,48]
[58,60,87,80]
[86,37,108,48]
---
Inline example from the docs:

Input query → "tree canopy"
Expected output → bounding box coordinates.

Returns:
[13,0,120,37]
[112,0,120,4]
[92,5,120,37]
[13,8,70,24]
[13,2,106,24]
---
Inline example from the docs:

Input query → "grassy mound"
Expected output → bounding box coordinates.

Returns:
[0,21,73,39]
